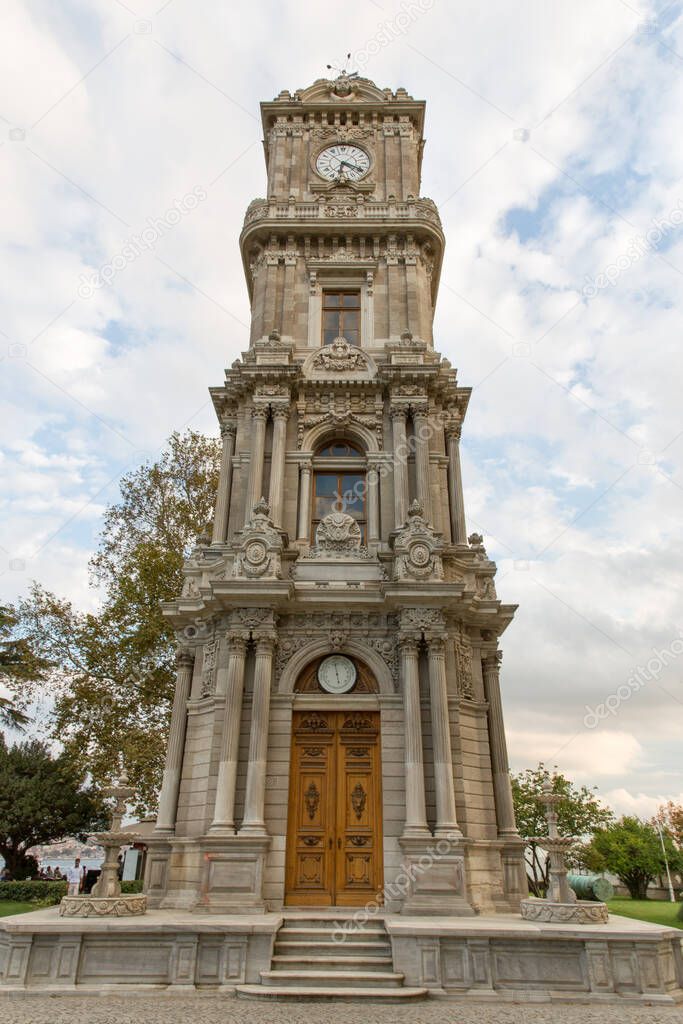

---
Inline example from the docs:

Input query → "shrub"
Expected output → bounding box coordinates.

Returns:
[121,879,143,894]
[0,880,67,905]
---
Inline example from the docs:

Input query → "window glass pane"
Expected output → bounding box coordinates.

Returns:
[343,292,360,308]
[315,474,339,496]
[344,329,360,346]
[323,328,338,345]
[323,292,341,308]
[323,311,341,331]
[341,310,359,332]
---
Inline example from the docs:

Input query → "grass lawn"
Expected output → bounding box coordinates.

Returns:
[608,897,683,929]
[0,901,44,917]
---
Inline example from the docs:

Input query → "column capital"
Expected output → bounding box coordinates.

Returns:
[225,630,250,654]
[390,405,408,422]
[425,634,446,656]
[272,405,290,421]
[252,405,270,421]
[300,459,312,474]
[176,647,195,668]
[220,420,237,440]
[445,421,462,442]
[398,631,421,654]
[483,649,503,671]
[253,630,278,653]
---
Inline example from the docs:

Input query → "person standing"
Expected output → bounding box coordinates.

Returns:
[66,857,82,897]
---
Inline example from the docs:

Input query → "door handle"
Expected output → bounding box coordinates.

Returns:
[329,837,333,849]
[337,837,342,849]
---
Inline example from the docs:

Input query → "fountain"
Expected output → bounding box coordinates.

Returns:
[520,780,608,924]
[59,770,147,918]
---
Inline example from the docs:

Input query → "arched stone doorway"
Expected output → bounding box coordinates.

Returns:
[284,655,384,907]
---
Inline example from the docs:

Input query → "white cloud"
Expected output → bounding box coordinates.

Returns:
[1,0,682,811]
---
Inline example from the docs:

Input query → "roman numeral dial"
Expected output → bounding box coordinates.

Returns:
[315,144,370,182]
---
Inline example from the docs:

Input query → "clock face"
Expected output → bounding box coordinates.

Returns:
[316,145,370,182]
[317,655,358,694]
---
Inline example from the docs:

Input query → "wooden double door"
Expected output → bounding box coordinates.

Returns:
[285,710,383,906]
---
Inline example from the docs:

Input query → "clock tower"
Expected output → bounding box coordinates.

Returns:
[145,73,527,917]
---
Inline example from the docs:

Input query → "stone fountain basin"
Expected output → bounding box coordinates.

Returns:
[521,897,608,924]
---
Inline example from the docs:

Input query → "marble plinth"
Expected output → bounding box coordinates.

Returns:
[0,908,681,1002]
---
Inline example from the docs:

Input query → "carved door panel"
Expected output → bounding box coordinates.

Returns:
[285,710,383,907]
[335,713,383,906]
[285,712,336,906]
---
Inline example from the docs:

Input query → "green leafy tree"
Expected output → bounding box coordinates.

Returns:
[584,816,683,900]
[0,606,50,730]
[6,431,220,811]
[0,735,107,878]
[511,762,613,897]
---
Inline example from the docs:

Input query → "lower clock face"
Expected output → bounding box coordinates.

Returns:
[316,144,370,181]
[317,655,358,694]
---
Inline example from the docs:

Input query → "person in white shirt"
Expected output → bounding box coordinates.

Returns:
[66,857,82,897]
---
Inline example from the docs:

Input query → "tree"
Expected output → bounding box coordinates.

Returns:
[0,735,107,878]
[6,431,221,812]
[655,801,683,848]
[511,762,613,897]
[584,816,683,900]
[0,605,49,730]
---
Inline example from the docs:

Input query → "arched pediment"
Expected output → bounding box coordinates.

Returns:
[301,338,377,381]
[302,419,379,454]
[296,76,390,104]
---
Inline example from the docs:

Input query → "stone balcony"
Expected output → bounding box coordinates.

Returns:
[242,195,442,231]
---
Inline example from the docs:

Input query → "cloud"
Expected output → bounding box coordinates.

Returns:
[1,0,682,812]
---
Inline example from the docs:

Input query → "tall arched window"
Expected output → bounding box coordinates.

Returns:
[312,440,367,542]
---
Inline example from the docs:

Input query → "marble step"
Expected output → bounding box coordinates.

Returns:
[271,954,394,971]
[236,984,428,1002]
[275,939,392,955]
[260,969,405,988]
[277,925,387,943]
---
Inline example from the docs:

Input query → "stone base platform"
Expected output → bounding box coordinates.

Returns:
[0,907,681,1003]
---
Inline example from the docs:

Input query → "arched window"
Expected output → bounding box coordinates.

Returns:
[312,439,367,542]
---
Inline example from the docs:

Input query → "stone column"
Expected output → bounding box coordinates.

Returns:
[245,406,268,523]
[209,633,249,833]
[399,634,430,838]
[297,459,313,542]
[446,421,467,544]
[367,460,380,543]
[211,421,236,544]
[391,407,409,529]
[240,633,277,835]
[482,651,518,838]
[268,407,289,528]
[155,648,195,833]
[426,635,461,838]
[412,409,432,524]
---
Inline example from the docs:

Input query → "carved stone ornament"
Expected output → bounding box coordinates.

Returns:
[468,532,487,560]
[316,510,361,551]
[232,499,284,580]
[520,897,608,925]
[311,337,368,373]
[399,607,445,636]
[200,638,218,698]
[454,636,474,699]
[392,500,443,582]
[59,895,147,918]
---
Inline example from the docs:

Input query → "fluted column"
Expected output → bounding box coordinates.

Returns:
[240,633,277,835]
[268,407,289,528]
[482,651,518,838]
[412,409,432,524]
[399,633,430,838]
[446,421,467,544]
[426,634,461,837]
[209,633,249,833]
[211,421,236,544]
[155,648,195,833]
[297,459,313,542]
[391,407,409,529]
[245,407,268,523]
[367,461,380,543]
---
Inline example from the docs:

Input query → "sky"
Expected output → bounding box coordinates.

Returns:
[1,0,683,820]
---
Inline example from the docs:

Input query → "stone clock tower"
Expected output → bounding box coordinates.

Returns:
[145,73,527,917]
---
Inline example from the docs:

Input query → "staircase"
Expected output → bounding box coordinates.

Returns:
[236,914,428,1001]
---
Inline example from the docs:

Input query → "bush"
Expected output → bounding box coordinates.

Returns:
[0,880,67,905]
[121,879,143,894]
